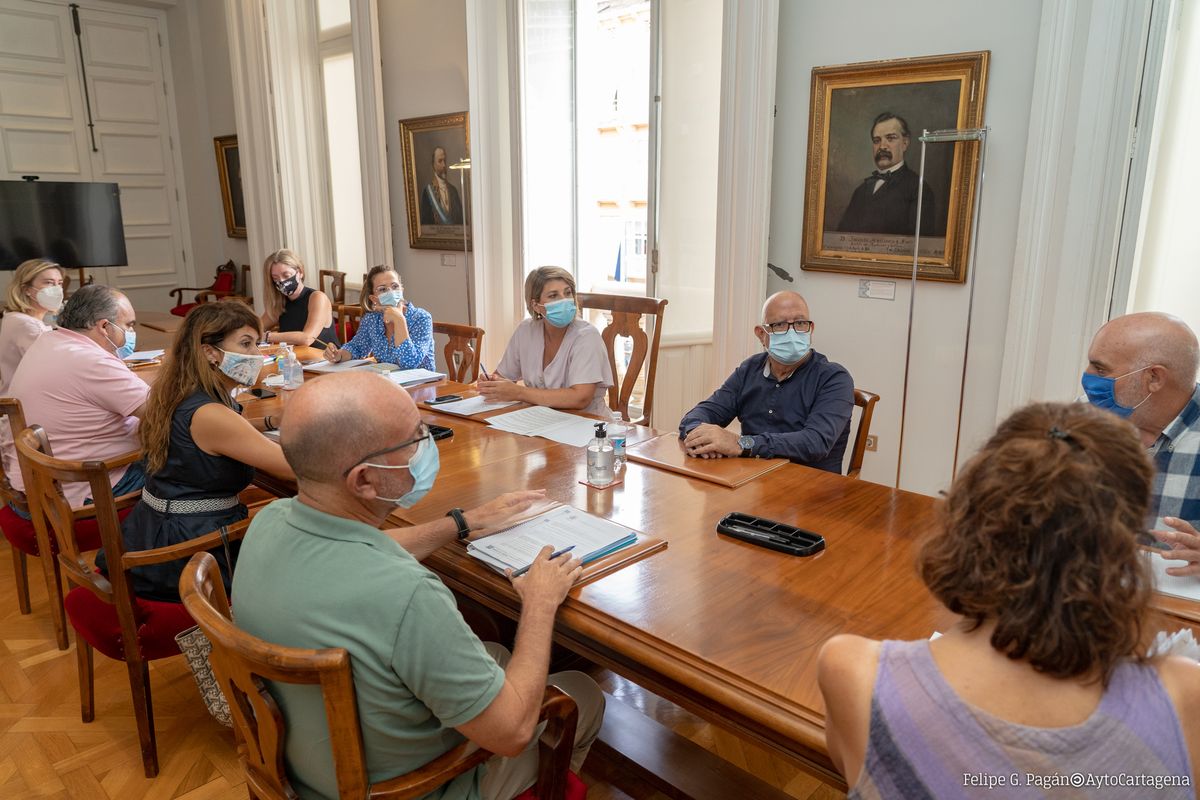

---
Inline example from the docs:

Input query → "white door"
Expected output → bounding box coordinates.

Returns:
[0,0,190,309]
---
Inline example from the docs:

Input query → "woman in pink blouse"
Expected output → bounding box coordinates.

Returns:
[480,266,613,416]
[0,259,64,394]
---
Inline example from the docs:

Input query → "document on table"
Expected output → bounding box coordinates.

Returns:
[386,368,446,387]
[123,349,165,363]
[303,358,374,373]
[430,395,518,416]
[1145,551,1200,602]
[467,505,637,575]
[486,406,602,447]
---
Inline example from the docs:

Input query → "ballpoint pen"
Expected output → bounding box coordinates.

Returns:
[510,544,576,577]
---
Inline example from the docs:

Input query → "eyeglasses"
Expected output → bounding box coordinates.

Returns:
[343,424,432,476]
[762,320,813,334]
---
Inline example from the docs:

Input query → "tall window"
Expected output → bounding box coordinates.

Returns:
[318,0,367,280]
[1126,0,1200,334]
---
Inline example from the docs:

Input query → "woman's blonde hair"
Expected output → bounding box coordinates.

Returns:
[5,259,62,314]
[523,266,576,318]
[140,301,262,474]
[261,249,305,320]
[362,264,402,312]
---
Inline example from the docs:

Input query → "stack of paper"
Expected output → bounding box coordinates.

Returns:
[468,505,637,575]
[386,368,447,387]
[123,349,165,363]
[1145,551,1200,602]
[430,395,518,416]
[303,358,374,373]
[487,406,605,447]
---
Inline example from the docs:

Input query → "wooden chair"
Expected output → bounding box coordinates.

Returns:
[240,264,254,305]
[319,269,346,304]
[16,425,251,778]
[61,268,93,299]
[576,293,668,425]
[433,322,484,382]
[169,260,238,317]
[179,552,581,800]
[334,303,364,344]
[0,398,135,649]
[847,388,880,480]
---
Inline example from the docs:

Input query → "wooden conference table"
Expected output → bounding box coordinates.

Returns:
[135,354,1200,786]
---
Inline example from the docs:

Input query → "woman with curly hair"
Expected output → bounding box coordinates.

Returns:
[818,401,1200,798]
[96,301,293,601]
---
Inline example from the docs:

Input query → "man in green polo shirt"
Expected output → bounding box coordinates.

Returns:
[232,372,604,800]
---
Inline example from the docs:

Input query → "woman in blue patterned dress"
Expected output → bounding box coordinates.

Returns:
[323,265,435,370]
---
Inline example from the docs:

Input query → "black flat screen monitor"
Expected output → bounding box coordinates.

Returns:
[0,180,127,270]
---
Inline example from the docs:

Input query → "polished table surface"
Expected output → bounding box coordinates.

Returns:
[139,365,1200,783]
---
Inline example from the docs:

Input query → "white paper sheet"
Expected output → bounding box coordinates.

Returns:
[303,358,374,373]
[486,406,602,447]
[1146,551,1200,602]
[386,368,447,386]
[430,395,518,416]
[123,349,165,362]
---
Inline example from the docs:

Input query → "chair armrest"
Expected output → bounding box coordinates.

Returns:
[170,286,212,303]
[535,686,578,800]
[369,741,491,800]
[120,518,251,569]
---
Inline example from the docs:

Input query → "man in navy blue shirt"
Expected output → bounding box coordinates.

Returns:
[679,291,854,473]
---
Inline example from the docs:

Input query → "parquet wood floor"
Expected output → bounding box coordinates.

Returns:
[0,538,844,799]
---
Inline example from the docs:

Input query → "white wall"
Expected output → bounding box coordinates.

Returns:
[165,0,249,290]
[768,0,1043,493]
[377,0,472,325]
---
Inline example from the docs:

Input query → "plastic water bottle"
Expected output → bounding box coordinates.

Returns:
[608,411,628,467]
[587,422,615,487]
[280,344,304,403]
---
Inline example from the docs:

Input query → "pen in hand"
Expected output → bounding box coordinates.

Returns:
[510,545,576,578]
[477,361,492,381]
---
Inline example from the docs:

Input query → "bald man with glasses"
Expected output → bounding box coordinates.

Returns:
[232,372,604,800]
[679,291,855,473]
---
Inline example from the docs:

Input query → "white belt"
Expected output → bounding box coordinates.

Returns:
[142,489,240,515]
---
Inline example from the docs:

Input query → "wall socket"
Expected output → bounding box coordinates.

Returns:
[864,434,879,452]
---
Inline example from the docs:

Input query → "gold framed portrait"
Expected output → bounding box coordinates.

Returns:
[801,51,989,283]
[399,112,471,251]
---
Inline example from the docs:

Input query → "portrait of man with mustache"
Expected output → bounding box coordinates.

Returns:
[836,112,941,236]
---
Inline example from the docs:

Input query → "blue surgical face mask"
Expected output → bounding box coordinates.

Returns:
[363,435,440,508]
[767,329,811,365]
[376,289,404,308]
[1081,366,1151,418]
[543,298,576,328]
[105,320,136,360]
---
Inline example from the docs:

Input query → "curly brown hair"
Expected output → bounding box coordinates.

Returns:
[918,401,1154,685]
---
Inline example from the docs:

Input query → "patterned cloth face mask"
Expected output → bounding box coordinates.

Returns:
[217,349,267,386]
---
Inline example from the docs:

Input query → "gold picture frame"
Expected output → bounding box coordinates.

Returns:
[213,135,246,239]
[399,112,471,251]
[801,51,988,283]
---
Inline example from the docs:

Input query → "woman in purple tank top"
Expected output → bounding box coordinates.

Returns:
[819,402,1200,799]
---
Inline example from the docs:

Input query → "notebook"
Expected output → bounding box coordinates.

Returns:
[1145,551,1200,602]
[303,358,374,373]
[467,504,637,576]
[386,368,447,387]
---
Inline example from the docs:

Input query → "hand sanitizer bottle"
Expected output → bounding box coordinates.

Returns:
[587,422,615,487]
[281,344,304,403]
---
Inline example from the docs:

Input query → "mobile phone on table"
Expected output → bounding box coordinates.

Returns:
[249,388,277,399]
[427,394,463,405]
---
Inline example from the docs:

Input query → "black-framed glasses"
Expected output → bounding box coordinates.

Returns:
[343,424,432,476]
[763,320,813,334]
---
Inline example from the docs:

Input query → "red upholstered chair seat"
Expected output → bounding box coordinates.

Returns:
[170,270,236,317]
[514,770,587,800]
[64,585,194,662]
[0,503,130,557]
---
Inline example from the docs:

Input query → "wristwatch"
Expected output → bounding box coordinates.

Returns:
[738,435,755,458]
[446,508,471,540]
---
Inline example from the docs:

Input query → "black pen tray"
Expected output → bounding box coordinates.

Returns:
[716,512,825,557]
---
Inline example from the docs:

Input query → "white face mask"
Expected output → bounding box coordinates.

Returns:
[216,348,266,386]
[33,285,63,312]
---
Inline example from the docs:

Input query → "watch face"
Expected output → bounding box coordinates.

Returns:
[739,435,753,450]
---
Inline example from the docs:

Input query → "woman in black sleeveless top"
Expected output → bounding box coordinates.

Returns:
[259,248,338,347]
[96,301,295,601]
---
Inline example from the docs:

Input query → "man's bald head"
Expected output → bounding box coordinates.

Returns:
[761,291,810,324]
[280,372,422,484]
[1090,312,1199,388]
